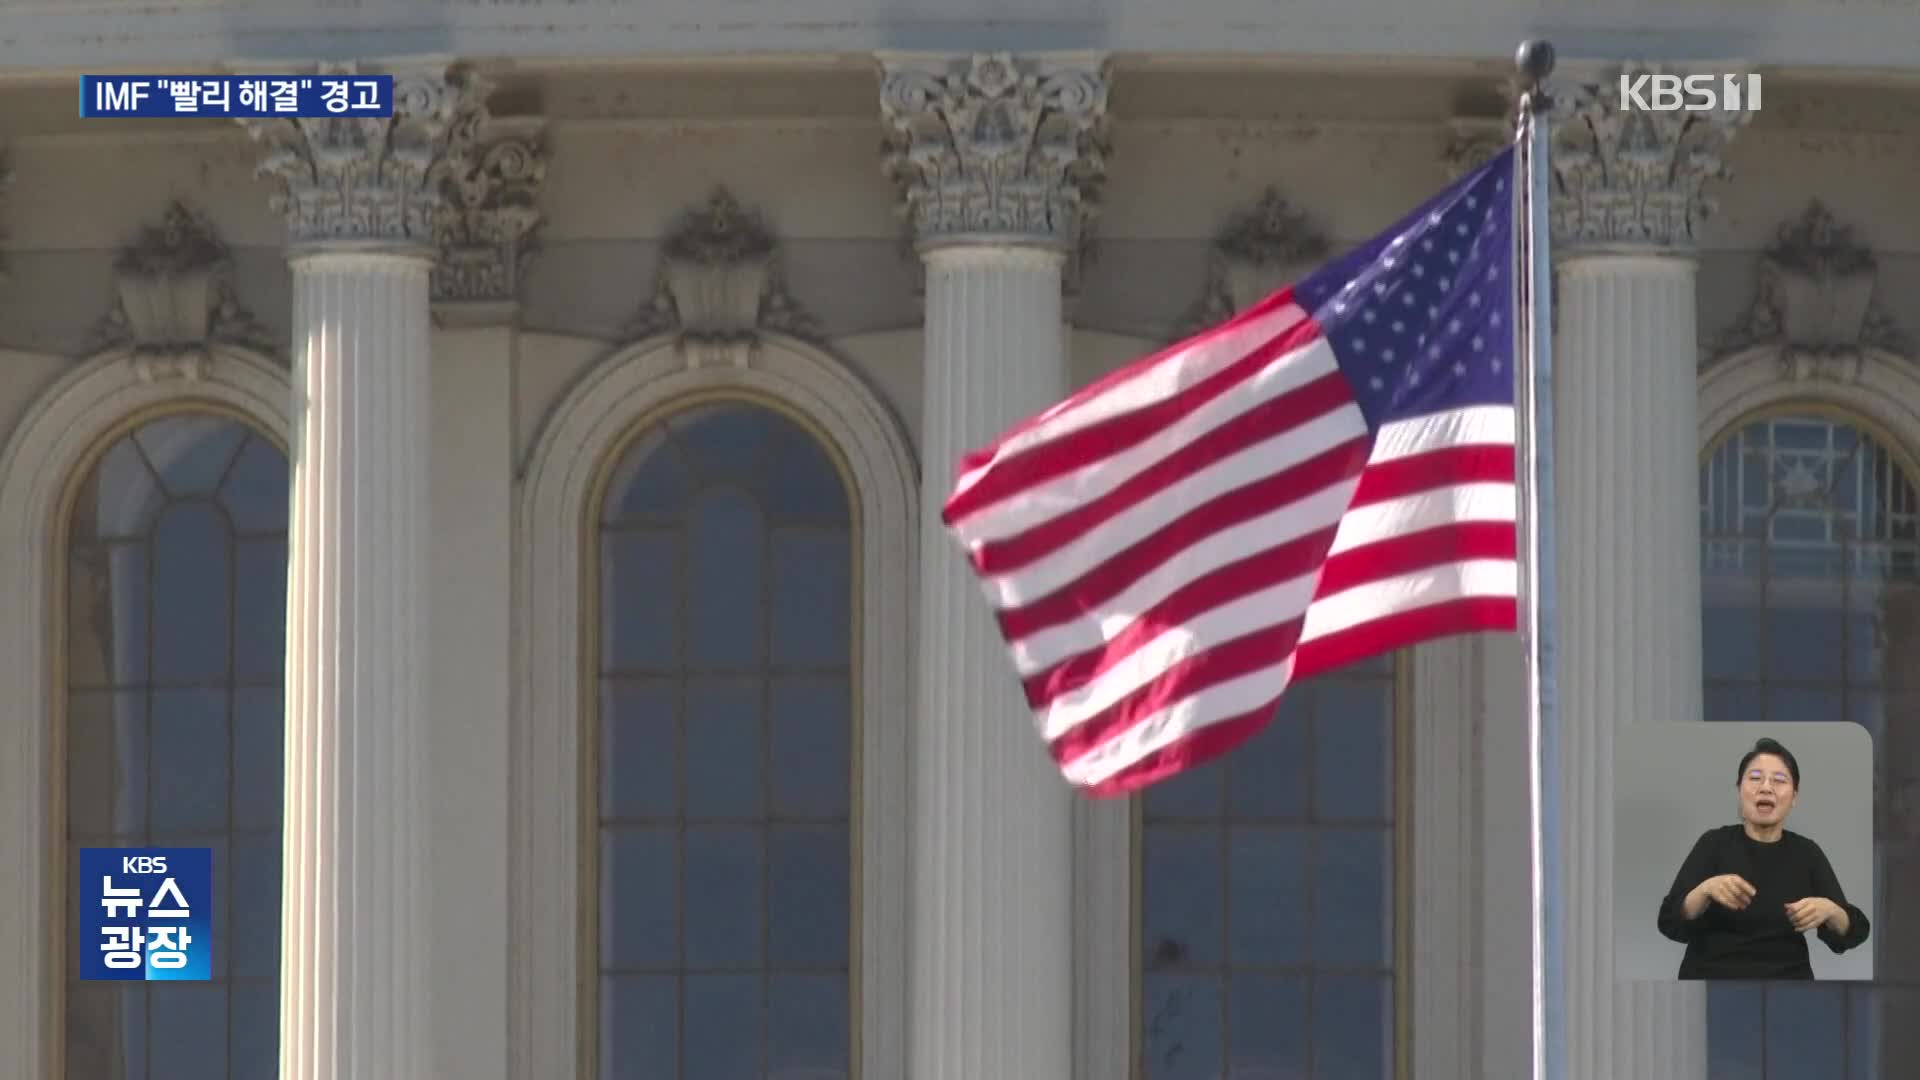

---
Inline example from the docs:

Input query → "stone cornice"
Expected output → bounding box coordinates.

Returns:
[1548,62,1752,254]
[878,51,1111,253]
[242,63,486,254]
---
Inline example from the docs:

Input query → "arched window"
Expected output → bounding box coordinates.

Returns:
[62,411,289,1079]
[590,399,856,1079]
[1700,410,1920,1078]
[1136,654,1405,1080]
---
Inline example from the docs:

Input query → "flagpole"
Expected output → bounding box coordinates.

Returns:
[1513,38,1564,1080]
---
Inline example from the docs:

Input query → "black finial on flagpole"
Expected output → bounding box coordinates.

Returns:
[1515,39,1556,113]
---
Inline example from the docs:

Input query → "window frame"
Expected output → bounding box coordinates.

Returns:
[577,388,865,1080]
[0,344,292,1080]
[52,402,292,1080]
[510,332,916,1080]
[1125,651,1415,1080]
[1696,349,1920,1078]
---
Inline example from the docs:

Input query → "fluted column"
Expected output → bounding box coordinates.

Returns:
[880,51,1110,1080]
[242,66,482,1080]
[1548,64,1750,1080]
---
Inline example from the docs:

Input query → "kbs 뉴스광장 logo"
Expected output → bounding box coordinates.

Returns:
[77,847,213,982]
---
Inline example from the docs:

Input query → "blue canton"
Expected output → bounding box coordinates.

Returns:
[1294,146,1519,431]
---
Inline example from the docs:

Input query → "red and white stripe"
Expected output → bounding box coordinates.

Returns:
[943,288,1519,795]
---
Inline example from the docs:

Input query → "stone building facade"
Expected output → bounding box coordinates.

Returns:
[0,4,1915,1079]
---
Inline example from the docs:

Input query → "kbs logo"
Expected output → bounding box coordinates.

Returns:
[1619,73,1762,113]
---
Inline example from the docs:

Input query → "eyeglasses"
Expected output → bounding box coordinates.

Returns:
[1745,771,1793,789]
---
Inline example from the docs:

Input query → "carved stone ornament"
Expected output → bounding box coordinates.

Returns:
[1176,188,1329,338]
[242,64,485,252]
[879,52,1111,250]
[89,202,276,367]
[432,115,546,308]
[1549,63,1751,253]
[1708,201,1911,379]
[1445,116,1513,181]
[624,188,820,364]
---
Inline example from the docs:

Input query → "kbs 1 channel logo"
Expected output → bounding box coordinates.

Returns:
[78,848,213,982]
[1619,71,1762,114]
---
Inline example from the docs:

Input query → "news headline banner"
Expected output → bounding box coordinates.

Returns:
[80,75,394,118]
[78,847,213,981]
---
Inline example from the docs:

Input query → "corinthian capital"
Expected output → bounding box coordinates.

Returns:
[433,116,547,309]
[242,64,487,253]
[878,52,1111,251]
[1549,63,1752,253]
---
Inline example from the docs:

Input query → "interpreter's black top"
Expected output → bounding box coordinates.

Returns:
[1657,824,1871,980]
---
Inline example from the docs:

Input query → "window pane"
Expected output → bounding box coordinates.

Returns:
[1140,974,1223,1080]
[594,402,856,1076]
[1699,414,1919,1079]
[1227,974,1308,1076]
[1140,663,1401,1074]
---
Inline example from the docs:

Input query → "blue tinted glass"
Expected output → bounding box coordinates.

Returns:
[1225,827,1309,966]
[684,974,762,1075]
[1707,983,1763,1080]
[229,833,280,980]
[1142,753,1225,820]
[761,416,849,522]
[231,539,286,682]
[136,414,247,497]
[769,528,851,668]
[229,980,277,1080]
[600,828,677,970]
[1313,973,1392,1079]
[767,974,850,1074]
[1226,974,1308,1075]
[673,406,772,486]
[684,679,763,819]
[220,436,289,533]
[1314,827,1392,970]
[1312,680,1392,822]
[599,680,677,820]
[81,437,161,539]
[600,975,677,1080]
[600,531,679,671]
[68,544,151,686]
[604,429,693,519]
[768,679,850,818]
[686,489,765,669]
[1225,698,1309,819]
[229,688,281,831]
[147,689,229,833]
[681,826,763,969]
[1141,826,1223,970]
[1763,983,1846,1077]
[150,504,232,684]
[1140,974,1223,1080]
[768,825,849,969]
[149,983,227,1079]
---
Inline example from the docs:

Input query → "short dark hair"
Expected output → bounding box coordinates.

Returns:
[1738,738,1800,788]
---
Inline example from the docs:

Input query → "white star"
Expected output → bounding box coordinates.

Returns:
[1490,313,1502,328]
[1496,178,1505,192]
[1353,338,1367,352]
[1492,358,1504,371]
[1428,212,1443,225]
[1373,282,1388,296]
[1467,196,1478,210]
[1427,305,1439,319]
[1449,318,1462,333]
[1370,376,1385,389]
[1362,309,1376,324]
[1391,320,1404,332]
[1411,265,1425,278]
[1409,372,1422,386]
[1383,348,1395,361]
[1456,223,1469,236]
[1469,293,1481,307]
[1422,239,1434,252]
[1429,345,1443,359]
[1453,361,1468,376]
[1403,293,1415,306]
[1333,301,1347,313]
[1447,250,1460,264]
[1439,277,1451,291]
[1471,336,1484,350]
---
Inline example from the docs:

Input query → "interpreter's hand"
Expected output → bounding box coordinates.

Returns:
[1786,897,1842,933]
[1697,874,1757,911]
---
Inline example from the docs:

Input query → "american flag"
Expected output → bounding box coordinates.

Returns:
[943,146,1522,795]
